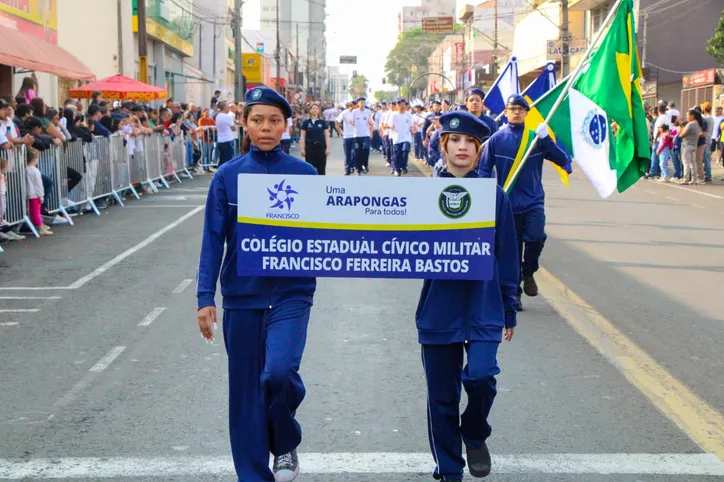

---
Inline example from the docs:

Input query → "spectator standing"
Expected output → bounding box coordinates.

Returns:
[215,101,236,167]
[16,76,37,104]
[679,109,703,185]
[26,149,52,236]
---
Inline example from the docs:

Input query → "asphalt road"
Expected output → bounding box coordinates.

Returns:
[0,138,723,481]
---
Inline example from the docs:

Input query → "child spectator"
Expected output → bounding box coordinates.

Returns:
[26,149,52,236]
[656,124,674,182]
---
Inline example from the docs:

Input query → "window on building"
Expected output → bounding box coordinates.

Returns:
[591,2,612,34]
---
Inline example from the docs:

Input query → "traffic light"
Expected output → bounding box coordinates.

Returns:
[382,78,386,84]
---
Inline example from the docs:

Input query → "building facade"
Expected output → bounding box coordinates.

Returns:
[398,0,457,35]
[132,0,196,102]
[260,0,327,98]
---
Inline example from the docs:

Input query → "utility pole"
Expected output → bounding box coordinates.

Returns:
[561,0,570,76]
[275,0,281,93]
[642,12,648,68]
[493,0,498,78]
[137,0,148,84]
[212,24,217,94]
[233,0,244,101]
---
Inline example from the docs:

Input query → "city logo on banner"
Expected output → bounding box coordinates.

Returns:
[267,179,298,211]
[438,185,471,219]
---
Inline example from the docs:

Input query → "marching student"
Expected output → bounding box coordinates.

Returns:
[336,101,357,175]
[415,110,519,482]
[390,98,413,176]
[478,94,569,310]
[197,86,317,482]
[382,100,397,170]
[464,88,497,141]
[353,97,374,174]
[300,102,330,175]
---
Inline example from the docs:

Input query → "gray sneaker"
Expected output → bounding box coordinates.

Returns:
[273,449,299,482]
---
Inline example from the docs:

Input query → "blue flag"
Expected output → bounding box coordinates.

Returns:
[483,57,520,116]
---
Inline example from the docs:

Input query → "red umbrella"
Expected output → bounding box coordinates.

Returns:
[69,74,168,101]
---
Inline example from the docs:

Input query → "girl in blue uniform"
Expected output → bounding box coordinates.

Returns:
[415,111,520,481]
[197,86,317,482]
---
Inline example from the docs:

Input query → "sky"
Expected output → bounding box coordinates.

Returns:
[242,0,469,95]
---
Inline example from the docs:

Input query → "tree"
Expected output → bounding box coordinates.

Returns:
[384,25,463,99]
[706,9,724,64]
[349,74,369,100]
[374,90,396,102]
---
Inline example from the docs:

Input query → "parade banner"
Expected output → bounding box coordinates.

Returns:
[236,175,497,280]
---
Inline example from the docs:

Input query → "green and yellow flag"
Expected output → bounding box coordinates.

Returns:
[523,0,650,197]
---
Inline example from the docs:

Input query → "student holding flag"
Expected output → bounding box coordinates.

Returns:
[478,94,569,310]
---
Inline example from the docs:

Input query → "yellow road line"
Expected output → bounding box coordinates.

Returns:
[537,266,724,460]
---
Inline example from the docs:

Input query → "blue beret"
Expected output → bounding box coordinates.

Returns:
[245,87,293,119]
[455,104,469,112]
[432,100,441,106]
[357,97,366,102]
[439,111,491,142]
[442,99,451,105]
[506,94,530,110]
[465,88,486,101]
[396,97,406,104]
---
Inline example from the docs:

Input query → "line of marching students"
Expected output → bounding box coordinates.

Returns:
[197,86,570,481]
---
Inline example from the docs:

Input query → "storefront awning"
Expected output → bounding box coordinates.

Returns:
[0,25,95,81]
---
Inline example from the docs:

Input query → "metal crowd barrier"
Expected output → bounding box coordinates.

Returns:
[1,132,191,247]
[197,126,244,168]
[1,145,38,237]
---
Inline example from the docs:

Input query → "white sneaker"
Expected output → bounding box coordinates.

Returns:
[0,232,11,242]
[51,215,69,225]
[7,231,25,240]
[38,226,53,236]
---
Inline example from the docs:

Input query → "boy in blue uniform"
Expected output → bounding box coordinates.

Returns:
[415,111,519,481]
[464,88,498,141]
[197,87,317,482]
[478,94,570,310]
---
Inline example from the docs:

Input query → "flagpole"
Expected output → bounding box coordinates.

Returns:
[502,0,627,192]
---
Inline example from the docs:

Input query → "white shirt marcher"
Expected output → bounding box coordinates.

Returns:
[391,111,413,145]
[216,112,236,143]
[336,110,356,139]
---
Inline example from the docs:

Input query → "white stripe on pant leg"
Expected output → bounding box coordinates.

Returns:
[421,347,441,477]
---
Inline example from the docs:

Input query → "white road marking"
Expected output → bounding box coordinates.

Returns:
[67,206,204,290]
[0,207,204,292]
[0,309,40,313]
[172,279,193,294]
[658,182,724,199]
[88,346,126,372]
[0,322,19,326]
[138,307,166,327]
[0,296,61,300]
[0,454,721,478]
[665,196,680,201]
[692,204,707,209]
[643,190,657,195]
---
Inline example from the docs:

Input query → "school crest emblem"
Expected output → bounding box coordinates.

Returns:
[438,185,471,219]
[252,89,263,100]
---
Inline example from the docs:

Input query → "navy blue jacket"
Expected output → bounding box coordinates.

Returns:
[479,113,498,141]
[197,144,318,311]
[415,170,519,345]
[478,123,568,214]
[427,129,441,166]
